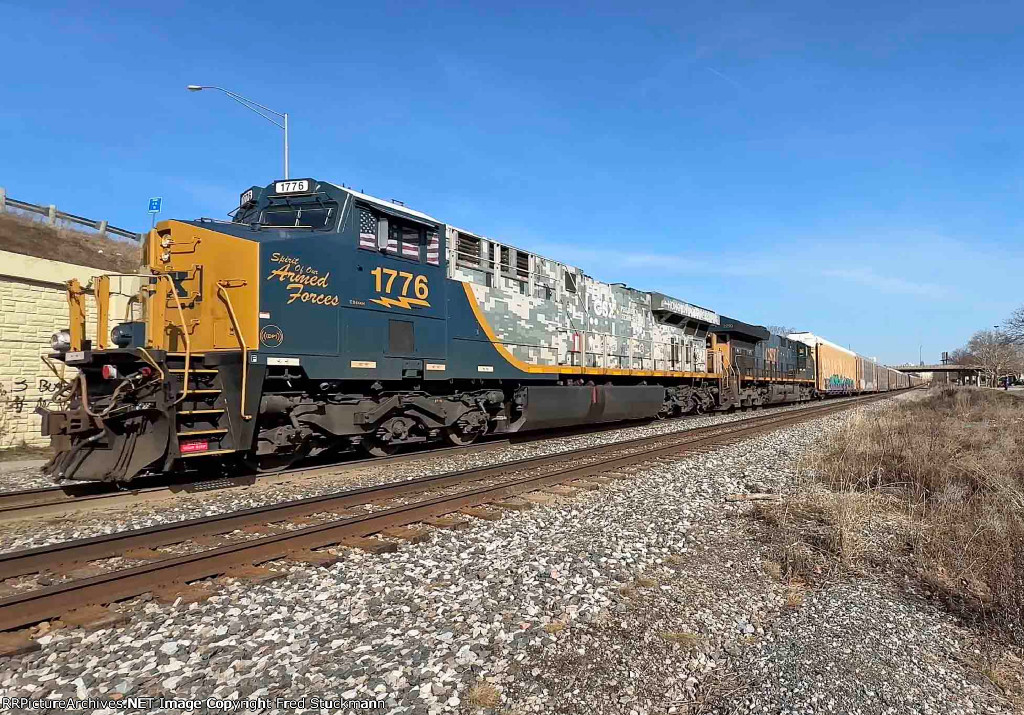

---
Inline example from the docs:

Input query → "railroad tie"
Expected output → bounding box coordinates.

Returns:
[379,526,432,543]
[123,548,167,561]
[155,584,213,605]
[583,477,613,486]
[341,537,398,554]
[459,506,503,521]
[523,492,557,506]
[64,565,107,581]
[421,515,470,531]
[0,631,40,657]
[493,498,533,511]
[569,480,601,491]
[191,534,234,548]
[240,524,283,536]
[220,565,286,584]
[544,485,578,497]
[59,605,128,631]
[285,550,342,567]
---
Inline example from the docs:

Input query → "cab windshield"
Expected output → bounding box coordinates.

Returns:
[260,198,337,230]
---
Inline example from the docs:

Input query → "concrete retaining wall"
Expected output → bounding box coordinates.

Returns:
[0,250,138,448]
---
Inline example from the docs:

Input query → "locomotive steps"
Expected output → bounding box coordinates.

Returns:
[0,393,896,640]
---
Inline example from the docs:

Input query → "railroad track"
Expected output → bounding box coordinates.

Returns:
[0,391,895,634]
[0,393,892,522]
[0,439,504,522]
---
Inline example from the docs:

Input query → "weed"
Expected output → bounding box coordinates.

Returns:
[660,631,700,649]
[467,681,502,708]
[759,387,1024,646]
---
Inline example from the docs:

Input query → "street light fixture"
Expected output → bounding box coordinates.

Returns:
[186,85,289,179]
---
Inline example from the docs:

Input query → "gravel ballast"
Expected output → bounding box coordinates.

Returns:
[0,397,860,553]
[0,394,1011,714]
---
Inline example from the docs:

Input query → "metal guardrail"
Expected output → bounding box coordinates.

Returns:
[0,187,142,242]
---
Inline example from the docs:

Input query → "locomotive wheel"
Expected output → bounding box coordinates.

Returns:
[443,425,482,446]
[242,442,310,473]
[363,437,398,457]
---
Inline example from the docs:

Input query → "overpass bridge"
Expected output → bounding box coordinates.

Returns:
[892,364,982,385]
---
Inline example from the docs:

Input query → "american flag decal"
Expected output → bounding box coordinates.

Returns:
[401,233,420,259]
[427,229,439,265]
[358,208,376,250]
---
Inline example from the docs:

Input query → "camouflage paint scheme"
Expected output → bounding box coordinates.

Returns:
[448,227,716,378]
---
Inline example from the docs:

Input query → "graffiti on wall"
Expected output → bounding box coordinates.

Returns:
[0,378,64,414]
[1,376,66,444]
[824,374,855,392]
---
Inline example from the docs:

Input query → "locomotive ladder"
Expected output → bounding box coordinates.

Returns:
[166,353,239,458]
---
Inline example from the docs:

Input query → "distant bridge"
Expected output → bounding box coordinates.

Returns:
[892,364,982,385]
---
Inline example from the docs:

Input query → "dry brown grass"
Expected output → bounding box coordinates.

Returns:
[635,575,659,588]
[762,559,783,580]
[660,630,701,649]
[784,584,806,610]
[0,212,140,273]
[0,443,52,462]
[760,387,1024,646]
[467,681,502,708]
[543,620,566,634]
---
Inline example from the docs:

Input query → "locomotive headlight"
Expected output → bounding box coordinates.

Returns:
[110,324,133,348]
[50,329,71,351]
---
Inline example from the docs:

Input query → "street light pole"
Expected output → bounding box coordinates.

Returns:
[186,85,290,179]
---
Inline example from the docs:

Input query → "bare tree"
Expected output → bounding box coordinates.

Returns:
[965,330,1024,385]
[1003,305,1024,345]
[948,347,976,366]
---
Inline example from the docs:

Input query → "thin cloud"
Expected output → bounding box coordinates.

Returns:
[705,66,746,92]
[529,241,950,299]
[819,267,945,298]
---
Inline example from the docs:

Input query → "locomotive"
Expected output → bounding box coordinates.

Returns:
[38,178,918,483]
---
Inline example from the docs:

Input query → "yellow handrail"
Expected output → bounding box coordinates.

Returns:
[66,279,87,352]
[216,281,252,421]
[153,274,192,406]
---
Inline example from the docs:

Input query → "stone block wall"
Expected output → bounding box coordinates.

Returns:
[0,250,107,448]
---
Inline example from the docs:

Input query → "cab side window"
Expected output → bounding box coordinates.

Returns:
[391,221,422,260]
[358,205,439,266]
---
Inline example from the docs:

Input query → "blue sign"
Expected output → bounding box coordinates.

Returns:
[148,197,162,213]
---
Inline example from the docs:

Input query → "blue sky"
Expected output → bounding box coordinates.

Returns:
[3,1,1023,364]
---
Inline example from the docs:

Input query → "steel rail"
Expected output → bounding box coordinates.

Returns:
[0,392,891,521]
[0,395,882,581]
[0,437,511,521]
[0,393,894,631]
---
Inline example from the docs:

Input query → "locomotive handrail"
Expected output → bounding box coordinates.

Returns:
[95,276,110,350]
[216,281,253,421]
[153,273,192,406]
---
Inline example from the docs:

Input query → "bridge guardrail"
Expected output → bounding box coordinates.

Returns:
[0,187,142,242]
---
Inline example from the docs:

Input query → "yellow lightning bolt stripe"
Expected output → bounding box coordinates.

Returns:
[369,296,431,310]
